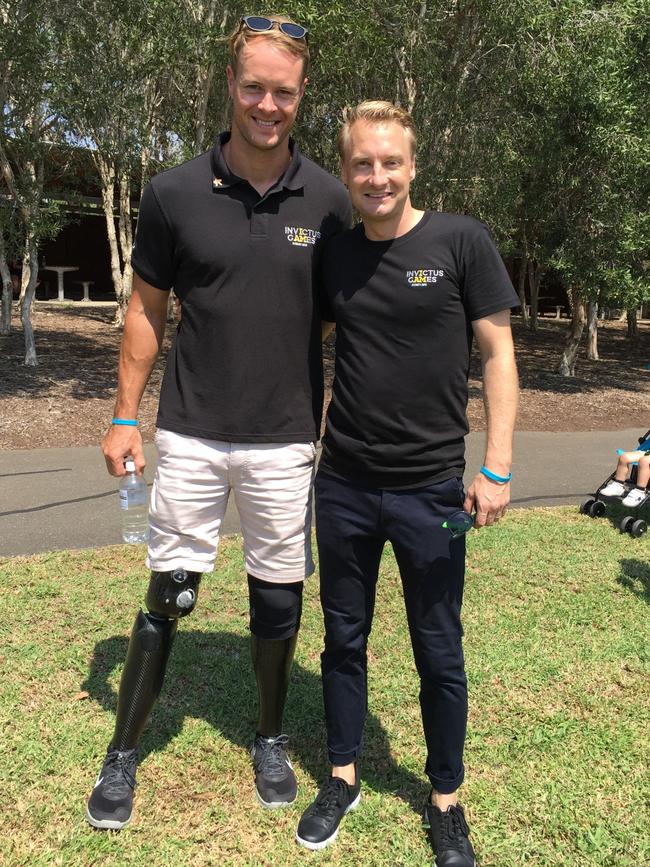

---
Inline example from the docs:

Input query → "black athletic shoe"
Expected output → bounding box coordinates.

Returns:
[423,802,476,866]
[251,733,297,808]
[85,746,138,830]
[295,775,361,850]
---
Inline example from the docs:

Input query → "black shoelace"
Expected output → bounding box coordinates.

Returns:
[255,734,289,776]
[309,777,348,819]
[102,749,137,796]
[439,805,470,848]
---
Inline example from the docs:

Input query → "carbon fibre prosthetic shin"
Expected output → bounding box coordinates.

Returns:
[248,574,303,737]
[111,569,201,751]
[251,632,299,736]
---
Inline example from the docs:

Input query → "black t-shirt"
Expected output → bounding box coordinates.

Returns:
[131,133,352,443]
[319,211,519,488]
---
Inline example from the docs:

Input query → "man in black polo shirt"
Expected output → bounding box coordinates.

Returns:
[85,15,351,831]
[295,101,518,865]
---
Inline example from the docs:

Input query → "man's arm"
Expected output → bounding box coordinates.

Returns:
[101,274,170,476]
[464,309,518,527]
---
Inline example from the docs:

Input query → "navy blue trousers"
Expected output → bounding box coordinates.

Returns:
[316,472,468,794]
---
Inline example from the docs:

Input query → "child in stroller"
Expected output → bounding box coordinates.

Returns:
[581,430,649,536]
[599,430,650,508]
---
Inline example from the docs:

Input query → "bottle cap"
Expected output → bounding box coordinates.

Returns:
[124,458,136,473]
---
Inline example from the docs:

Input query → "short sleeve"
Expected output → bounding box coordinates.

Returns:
[461,223,519,321]
[131,183,175,290]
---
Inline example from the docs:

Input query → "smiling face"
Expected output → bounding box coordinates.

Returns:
[226,39,307,154]
[341,119,416,235]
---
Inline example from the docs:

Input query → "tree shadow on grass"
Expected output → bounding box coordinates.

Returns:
[0,308,172,400]
[82,629,427,812]
[617,558,650,603]
[467,319,650,396]
[0,327,119,399]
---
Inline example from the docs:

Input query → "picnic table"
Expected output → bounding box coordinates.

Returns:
[44,265,78,301]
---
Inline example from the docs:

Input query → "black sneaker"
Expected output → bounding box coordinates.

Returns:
[85,746,138,830]
[251,733,297,808]
[423,802,476,866]
[295,775,361,850]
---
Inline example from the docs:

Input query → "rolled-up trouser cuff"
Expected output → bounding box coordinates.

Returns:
[426,763,465,795]
[328,746,361,767]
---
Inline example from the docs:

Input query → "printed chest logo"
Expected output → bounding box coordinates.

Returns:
[406,268,445,286]
[285,226,321,247]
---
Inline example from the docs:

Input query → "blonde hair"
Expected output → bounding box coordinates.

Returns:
[337,100,417,159]
[228,14,310,77]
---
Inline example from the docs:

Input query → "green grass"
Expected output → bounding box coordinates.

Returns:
[1,508,648,866]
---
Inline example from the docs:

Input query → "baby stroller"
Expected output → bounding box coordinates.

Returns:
[580,428,650,538]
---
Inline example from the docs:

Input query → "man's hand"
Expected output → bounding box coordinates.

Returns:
[464,472,510,528]
[102,424,145,476]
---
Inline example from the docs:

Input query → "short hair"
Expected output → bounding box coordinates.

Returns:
[337,100,417,160]
[228,13,310,77]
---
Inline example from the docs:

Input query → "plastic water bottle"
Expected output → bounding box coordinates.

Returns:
[119,458,149,543]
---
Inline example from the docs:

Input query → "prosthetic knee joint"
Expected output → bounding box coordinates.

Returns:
[146,568,202,618]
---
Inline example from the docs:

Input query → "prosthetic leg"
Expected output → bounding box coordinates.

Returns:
[248,574,302,807]
[86,568,201,830]
[112,568,202,749]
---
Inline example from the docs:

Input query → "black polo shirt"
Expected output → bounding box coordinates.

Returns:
[131,132,352,443]
[318,211,519,488]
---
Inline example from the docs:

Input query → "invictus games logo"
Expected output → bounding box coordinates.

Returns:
[406,268,445,286]
[285,226,321,247]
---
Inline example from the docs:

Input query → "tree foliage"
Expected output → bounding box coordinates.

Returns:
[2,0,648,370]
[0,0,68,361]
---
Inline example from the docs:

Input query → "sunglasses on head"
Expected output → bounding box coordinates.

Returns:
[241,15,308,40]
[442,511,474,539]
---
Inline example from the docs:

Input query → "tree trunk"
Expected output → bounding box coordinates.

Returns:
[96,155,132,325]
[193,61,216,155]
[559,287,586,376]
[517,258,529,326]
[117,169,134,324]
[518,225,529,327]
[392,1,427,114]
[20,232,39,366]
[586,299,599,360]
[0,235,12,336]
[527,259,542,331]
[97,160,122,293]
[626,308,638,341]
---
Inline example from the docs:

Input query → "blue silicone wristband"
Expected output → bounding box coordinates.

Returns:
[111,418,138,426]
[480,465,512,484]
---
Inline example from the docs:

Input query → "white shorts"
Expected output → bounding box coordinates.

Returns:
[146,428,316,582]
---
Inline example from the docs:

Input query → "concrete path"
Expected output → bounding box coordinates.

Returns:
[0,429,641,557]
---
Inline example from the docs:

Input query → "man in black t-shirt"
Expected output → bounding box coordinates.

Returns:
[85,16,351,831]
[296,102,519,865]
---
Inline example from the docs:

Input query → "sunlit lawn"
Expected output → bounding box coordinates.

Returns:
[2,507,648,866]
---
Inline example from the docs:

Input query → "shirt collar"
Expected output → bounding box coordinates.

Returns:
[210,131,305,194]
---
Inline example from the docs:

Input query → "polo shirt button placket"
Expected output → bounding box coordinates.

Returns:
[250,207,269,239]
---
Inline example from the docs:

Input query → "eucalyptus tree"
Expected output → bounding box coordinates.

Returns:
[547,1,650,373]
[170,0,241,159]
[0,0,66,363]
[56,0,185,324]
